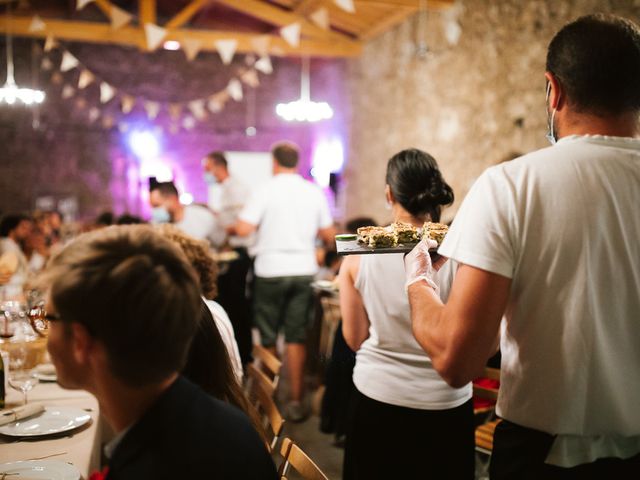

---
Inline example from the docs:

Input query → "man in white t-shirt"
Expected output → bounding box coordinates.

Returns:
[405,14,640,478]
[149,181,224,247]
[202,152,253,365]
[229,141,335,421]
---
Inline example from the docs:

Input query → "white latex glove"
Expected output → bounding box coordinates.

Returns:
[404,237,445,295]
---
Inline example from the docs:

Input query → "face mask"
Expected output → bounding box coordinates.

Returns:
[151,206,171,224]
[203,172,217,185]
[545,82,560,145]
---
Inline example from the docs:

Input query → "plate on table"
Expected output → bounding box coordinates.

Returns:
[0,460,81,480]
[32,363,58,382]
[311,280,339,292]
[0,406,91,438]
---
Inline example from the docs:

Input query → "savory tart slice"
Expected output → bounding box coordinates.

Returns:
[357,226,398,248]
[422,222,449,246]
[392,222,420,244]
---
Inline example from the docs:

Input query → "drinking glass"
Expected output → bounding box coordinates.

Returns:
[8,346,39,405]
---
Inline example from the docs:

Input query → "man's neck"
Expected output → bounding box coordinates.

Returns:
[559,110,640,139]
[95,373,178,434]
[171,204,185,223]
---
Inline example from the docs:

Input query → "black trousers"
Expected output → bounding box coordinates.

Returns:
[491,420,640,480]
[343,390,475,480]
[215,248,253,365]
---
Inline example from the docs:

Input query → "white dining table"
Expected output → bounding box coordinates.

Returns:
[0,382,106,479]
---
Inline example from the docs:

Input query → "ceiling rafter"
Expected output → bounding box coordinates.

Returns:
[138,0,157,25]
[165,0,208,29]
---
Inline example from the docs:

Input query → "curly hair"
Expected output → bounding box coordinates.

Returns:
[154,224,218,300]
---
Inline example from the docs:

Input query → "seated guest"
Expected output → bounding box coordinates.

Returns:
[149,181,224,247]
[39,225,277,479]
[0,214,33,289]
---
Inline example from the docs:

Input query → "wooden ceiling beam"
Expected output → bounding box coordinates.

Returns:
[359,6,415,40]
[0,15,362,57]
[138,0,157,25]
[215,0,358,45]
[165,0,208,29]
[355,0,454,9]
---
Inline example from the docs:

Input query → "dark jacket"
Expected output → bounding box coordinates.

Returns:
[107,376,278,479]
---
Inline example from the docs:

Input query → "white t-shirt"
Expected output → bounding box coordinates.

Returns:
[353,254,471,409]
[204,298,243,382]
[175,205,225,247]
[439,135,640,465]
[212,177,253,249]
[239,173,333,278]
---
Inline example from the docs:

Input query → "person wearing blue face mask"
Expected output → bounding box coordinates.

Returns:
[148,181,225,248]
[405,13,640,479]
[201,152,253,365]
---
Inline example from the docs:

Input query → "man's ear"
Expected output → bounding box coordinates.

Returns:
[544,72,564,110]
[69,322,94,365]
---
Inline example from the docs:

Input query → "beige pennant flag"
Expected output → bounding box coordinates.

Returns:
[188,100,206,120]
[117,123,130,133]
[215,39,238,65]
[334,0,355,13]
[88,107,100,123]
[227,78,243,102]
[100,82,116,103]
[182,38,202,61]
[41,57,54,71]
[250,35,271,57]
[44,36,58,52]
[78,69,95,89]
[280,23,301,48]
[111,5,134,30]
[60,51,80,72]
[241,69,259,88]
[61,85,75,99]
[76,0,95,10]
[168,103,182,120]
[309,8,330,30]
[29,15,46,33]
[182,116,196,130]
[207,94,225,113]
[102,115,115,129]
[144,101,161,119]
[121,95,135,114]
[254,55,273,75]
[51,72,63,85]
[144,23,167,50]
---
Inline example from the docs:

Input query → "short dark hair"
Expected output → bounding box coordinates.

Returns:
[41,225,201,386]
[207,151,228,168]
[0,214,31,237]
[95,211,114,227]
[272,142,299,168]
[150,181,179,198]
[385,149,454,222]
[546,14,640,116]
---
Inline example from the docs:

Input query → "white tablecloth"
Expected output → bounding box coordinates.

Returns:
[0,382,104,479]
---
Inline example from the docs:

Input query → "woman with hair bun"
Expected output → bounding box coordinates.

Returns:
[340,149,474,479]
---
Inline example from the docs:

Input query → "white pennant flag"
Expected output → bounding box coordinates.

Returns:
[76,0,95,10]
[182,38,202,61]
[188,100,206,120]
[29,15,46,33]
[44,36,58,52]
[111,5,134,30]
[334,0,355,13]
[78,70,94,89]
[144,101,160,120]
[121,95,135,114]
[60,51,80,72]
[250,35,271,57]
[309,8,330,30]
[61,85,75,99]
[254,55,273,75]
[88,107,100,123]
[280,23,301,48]
[215,39,238,65]
[41,57,54,71]
[144,23,167,50]
[100,82,116,103]
[182,116,196,130]
[227,79,243,102]
[241,70,259,88]
[207,95,224,113]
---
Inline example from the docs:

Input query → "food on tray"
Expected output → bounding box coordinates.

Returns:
[356,226,398,248]
[392,222,420,244]
[422,222,449,245]
[335,234,358,241]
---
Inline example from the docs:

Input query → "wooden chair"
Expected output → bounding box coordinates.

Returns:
[319,296,341,360]
[278,437,329,480]
[252,344,282,390]
[249,372,286,452]
[473,367,501,479]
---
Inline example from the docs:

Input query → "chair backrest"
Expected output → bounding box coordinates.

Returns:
[253,344,282,389]
[473,367,500,402]
[278,437,329,480]
[251,373,285,452]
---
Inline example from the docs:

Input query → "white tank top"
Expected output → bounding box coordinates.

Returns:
[352,254,471,410]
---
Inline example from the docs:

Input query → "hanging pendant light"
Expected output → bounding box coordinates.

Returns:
[0,2,46,106]
[276,57,333,122]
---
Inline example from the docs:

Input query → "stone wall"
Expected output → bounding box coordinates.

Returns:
[342,0,640,225]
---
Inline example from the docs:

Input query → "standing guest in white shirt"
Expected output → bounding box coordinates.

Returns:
[405,14,640,478]
[229,141,335,422]
[149,181,224,248]
[202,151,253,365]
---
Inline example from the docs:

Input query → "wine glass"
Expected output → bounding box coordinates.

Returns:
[8,347,39,405]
